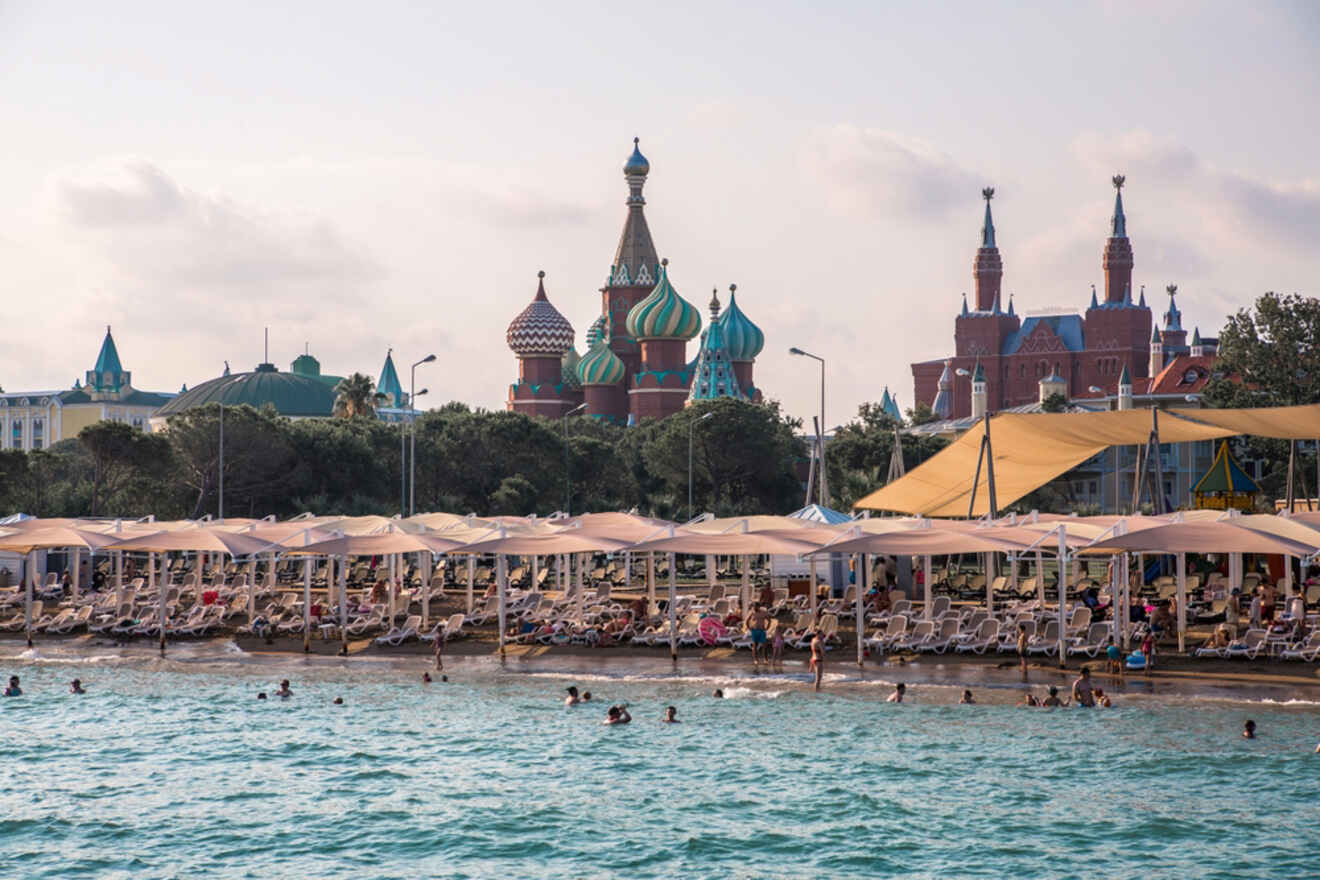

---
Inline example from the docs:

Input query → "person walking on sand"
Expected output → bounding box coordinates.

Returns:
[1016,622,1030,678]
[810,630,825,692]
[747,605,770,667]
[433,627,445,671]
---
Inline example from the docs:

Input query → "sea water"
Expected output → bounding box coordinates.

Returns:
[1,645,1317,879]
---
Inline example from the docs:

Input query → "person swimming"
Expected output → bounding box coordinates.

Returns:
[1017,693,1039,707]
[257,692,268,700]
[712,689,724,699]
[581,692,593,703]
[662,706,680,723]
[959,689,975,704]
[1041,685,1069,707]
[1243,720,1256,739]
[441,675,448,683]
[69,679,86,695]
[565,686,581,706]
[603,704,631,725]
[333,697,344,705]
[3,675,20,697]
[1094,687,1112,708]
[275,680,293,699]
[422,672,432,683]
[887,682,906,703]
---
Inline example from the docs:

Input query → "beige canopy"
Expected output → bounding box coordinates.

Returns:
[459,530,632,555]
[629,528,827,556]
[0,525,125,553]
[1088,520,1318,556]
[286,532,463,557]
[109,528,281,557]
[809,524,1038,556]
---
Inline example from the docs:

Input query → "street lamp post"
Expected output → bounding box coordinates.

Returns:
[562,403,587,514]
[409,354,437,516]
[217,403,224,520]
[789,347,828,507]
[1089,385,1116,513]
[688,412,715,521]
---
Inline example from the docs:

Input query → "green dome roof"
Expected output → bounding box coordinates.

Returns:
[625,260,701,341]
[155,363,337,418]
[561,346,583,391]
[577,330,626,386]
[586,314,607,347]
[717,286,764,362]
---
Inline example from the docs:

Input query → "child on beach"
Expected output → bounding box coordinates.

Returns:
[771,628,785,665]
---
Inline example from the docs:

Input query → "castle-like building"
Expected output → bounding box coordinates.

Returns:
[912,178,1217,419]
[506,140,765,423]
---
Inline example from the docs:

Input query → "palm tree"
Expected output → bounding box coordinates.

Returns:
[333,373,386,419]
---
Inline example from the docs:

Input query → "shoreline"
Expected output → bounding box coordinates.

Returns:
[6,630,1320,703]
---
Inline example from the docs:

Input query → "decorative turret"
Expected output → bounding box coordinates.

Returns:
[578,315,628,421]
[86,326,132,398]
[1138,285,1147,308]
[1039,366,1068,405]
[377,350,405,408]
[717,283,763,396]
[971,359,988,419]
[561,346,582,392]
[1007,294,1015,317]
[881,387,902,421]
[687,291,742,404]
[1190,327,1204,357]
[626,259,701,342]
[932,360,954,419]
[506,271,576,357]
[1089,285,1099,310]
[1149,325,1164,376]
[1102,175,1134,304]
[973,187,1003,311]
[1117,362,1133,410]
[624,259,702,421]
[1164,284,1183,330]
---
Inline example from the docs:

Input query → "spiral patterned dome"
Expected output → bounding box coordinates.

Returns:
[625,260,701,341]
[506,272,575,357]
[586,314,607,348]
[717,285,764,362]
[577,336,626,386]
[560,346,582,391]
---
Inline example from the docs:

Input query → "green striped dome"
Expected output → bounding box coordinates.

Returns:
[577,329,626,386]
[561,346,582,391]
[625,260,701,341]
[717,286,764,362]
[585,314,607,347]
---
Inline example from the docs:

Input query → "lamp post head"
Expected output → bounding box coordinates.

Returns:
[1088,386,1104,394]
[568,403,587,416]
[789,347,805,356]
[699,412,715,422]
[416,388,429,397]
[955,368,970,377]
[422,354,436,364]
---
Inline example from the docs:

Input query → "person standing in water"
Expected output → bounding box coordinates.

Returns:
[1071,667,1096,708]
[810,630,825,692]
[3,676,20,697]
[747,605,770,668]
[69,679,86,694]
[565,686,581,707]
[275,680,293,699]
[662,706,680,723]
[1243,720,1256,739]
[887,682,906,703]
[1016,622,1030,678]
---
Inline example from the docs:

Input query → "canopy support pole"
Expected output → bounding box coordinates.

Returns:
[1008,551,1017,597]
[984,552,994,617]
[70,547,80,603]
[923,556,933,621]
[668,552,678,662]
[857,554,868,667]
[302,557,312,653]
[466,556,475,614]
[25,550,34,647]
[1056,530,1067,665]
[1176,552,1187,654]
[338,556,348,655]
[575,553,585,623]
[156,552,165,655]
[646,552,656,611]
[1035,549,1045,609]
[497,554,507,657]
[740,556,750,614]
[531,555,539,594]
[1286,440,1297,513]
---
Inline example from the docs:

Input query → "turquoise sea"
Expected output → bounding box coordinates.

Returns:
[1,645,1317,879]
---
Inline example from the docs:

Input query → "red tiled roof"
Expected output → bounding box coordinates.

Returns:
[1147,354,1217,395]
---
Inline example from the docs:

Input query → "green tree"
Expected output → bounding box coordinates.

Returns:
[1040,393,1069,413]
[826,401,948,510]
[165,404,295,518]
[906,401,938,425]
[1203,291,1320,502]
[79,421,173,515]
[333,373,386,419]
[641,399,805,517]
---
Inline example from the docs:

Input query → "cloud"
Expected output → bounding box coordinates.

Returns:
[804,125,983,220]
[57,161,383,291]
[1072,129,1320,252]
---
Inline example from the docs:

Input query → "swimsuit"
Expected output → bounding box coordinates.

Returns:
[751,628,767,645]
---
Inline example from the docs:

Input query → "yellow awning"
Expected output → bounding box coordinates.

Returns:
[856,405,1320,517]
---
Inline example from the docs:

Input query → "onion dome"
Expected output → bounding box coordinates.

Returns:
[506,271,575,357]
[561,345,582,391]
[586,314,607,347]
[625,259,701,341]
[717,284,764,362]
[624,137,649,176]
[577,320,627,386]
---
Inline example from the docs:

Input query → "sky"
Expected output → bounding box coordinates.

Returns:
[0,1,1317,430]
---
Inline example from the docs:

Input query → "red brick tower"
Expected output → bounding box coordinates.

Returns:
[950,187,1019,413]
[1083,174,1152,390]
[1102,175,1134,304]
[973,187,1003,311]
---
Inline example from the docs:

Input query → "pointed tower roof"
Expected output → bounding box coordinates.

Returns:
[883,389,902,421]
[1164,284,1183,330]
[1191,326,1202,346]
[94,326,123,374]
[972,360,986,383]
[1110,174,1127,238]
[718,284,764,362]
[1138,285,1147,308]
[1089,286,1099,310]
[879,386,893,414]
[961,293,969,317]
[377,350,404,408]
[1007,293,1016,317]
[687,293,743,403]
[86,325,131,393]
[625,259,701,341]
[1151,324,1162,344]
[1123,283,1132,306]
[931,360,954,419]
[980,187,996,248]
[1119,362,1132,386]
[507,271,575,357]
[610,138,660,287]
